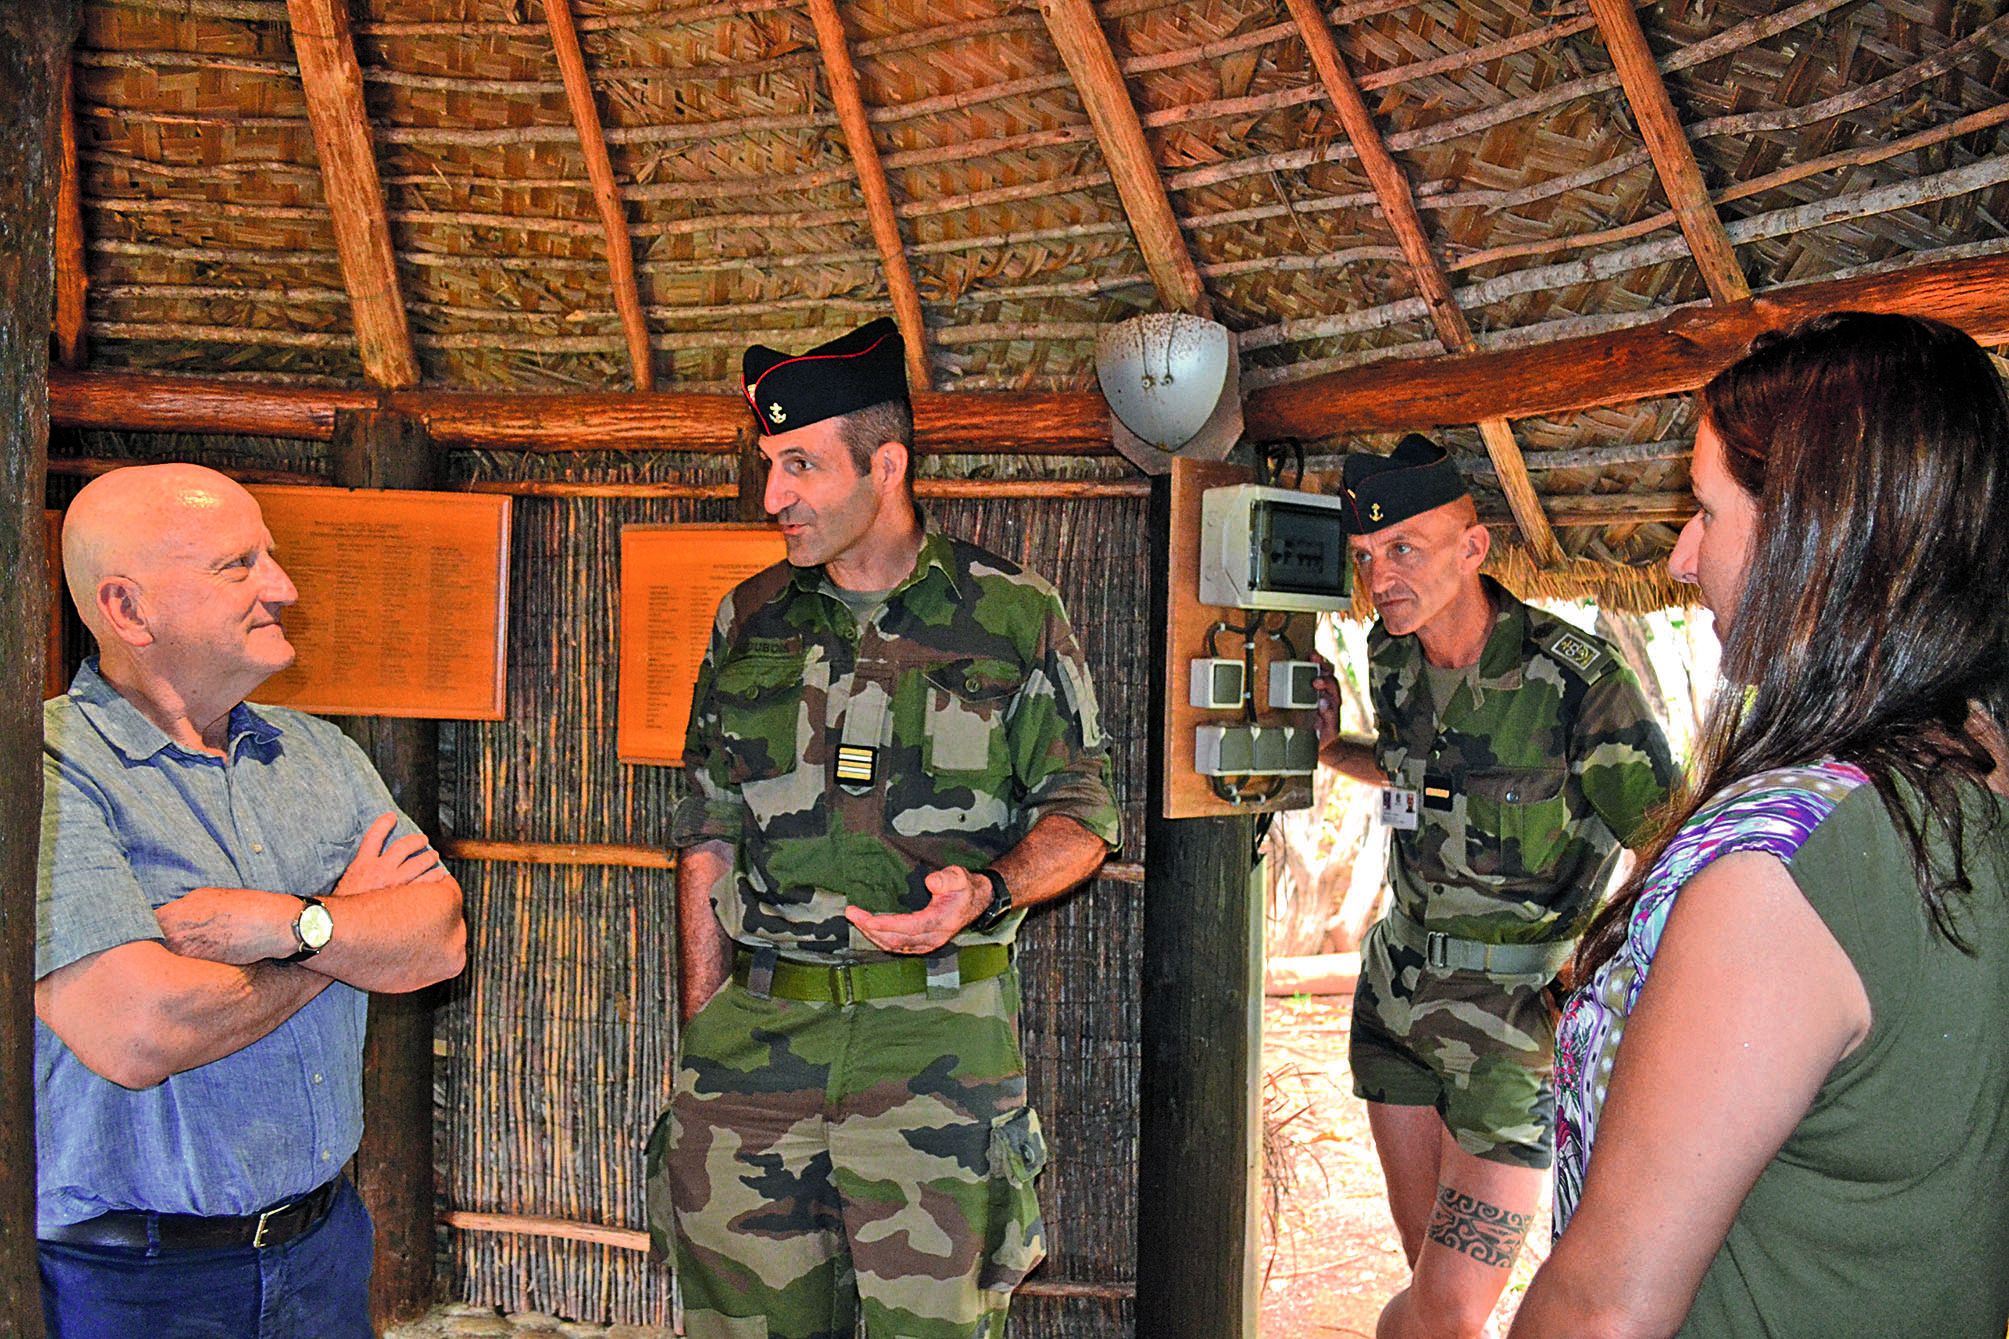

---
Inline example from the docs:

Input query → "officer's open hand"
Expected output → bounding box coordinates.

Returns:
[844,866,989,956]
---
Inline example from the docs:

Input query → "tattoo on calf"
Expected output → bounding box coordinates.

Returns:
[1424,1187,1531,1269]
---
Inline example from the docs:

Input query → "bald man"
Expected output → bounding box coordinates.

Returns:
[1314,437,1673,1339]
[33,464,466,1339]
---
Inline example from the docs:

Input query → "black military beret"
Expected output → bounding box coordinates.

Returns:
[1339,433,1470,534]
[741,317,909,435]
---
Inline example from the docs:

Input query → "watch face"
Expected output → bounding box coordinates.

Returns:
[300,903,335,949]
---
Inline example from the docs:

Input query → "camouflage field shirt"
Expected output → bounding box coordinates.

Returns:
[1369,578,1676,943]
[671,527,1121,962]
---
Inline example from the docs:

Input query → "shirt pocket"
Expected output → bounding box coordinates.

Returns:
[1463,766,1570,878]
[713,652,808,790]
[920,657,1019,781]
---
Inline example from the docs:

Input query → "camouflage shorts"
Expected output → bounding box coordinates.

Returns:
[1348,918,1559,1169]
[646,968,1046,1339]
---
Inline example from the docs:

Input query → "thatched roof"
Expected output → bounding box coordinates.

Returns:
[49,0,2009,588]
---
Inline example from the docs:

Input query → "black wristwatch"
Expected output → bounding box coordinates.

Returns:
[972,868,1015,933]
[284,896,334,963]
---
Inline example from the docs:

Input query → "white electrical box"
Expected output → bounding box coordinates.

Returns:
[1194,723,1320,777]
[1268,659,1321,711]
[1189,658,1246,710]
[1198,484,1353,611]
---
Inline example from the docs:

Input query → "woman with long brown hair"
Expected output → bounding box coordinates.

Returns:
[1508,312,2009,1338]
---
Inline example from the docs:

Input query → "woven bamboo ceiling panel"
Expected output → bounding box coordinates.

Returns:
[63,0,2009,569]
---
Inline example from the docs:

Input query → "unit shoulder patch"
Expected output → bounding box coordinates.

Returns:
[1544,629,1605,678]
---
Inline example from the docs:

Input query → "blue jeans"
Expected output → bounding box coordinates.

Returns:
[38,1178,374,1339]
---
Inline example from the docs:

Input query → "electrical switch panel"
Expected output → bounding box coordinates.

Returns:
[1188,658,1247,710]
[1268,660,1321,711]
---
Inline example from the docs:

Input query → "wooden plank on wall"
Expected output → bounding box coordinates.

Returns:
[0,4,69,1335]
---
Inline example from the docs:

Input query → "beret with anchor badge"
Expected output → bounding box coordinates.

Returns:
[741,316,910,435]
[1339,433,1471,534]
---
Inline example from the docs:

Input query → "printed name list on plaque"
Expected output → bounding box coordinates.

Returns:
[619,524,787,766]
[249,485,512,720]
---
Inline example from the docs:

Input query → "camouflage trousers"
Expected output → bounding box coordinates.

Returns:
[1348,917,1560,1169]
[646,968,1047,1339]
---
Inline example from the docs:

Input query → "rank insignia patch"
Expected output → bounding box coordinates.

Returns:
[835,745,877,785]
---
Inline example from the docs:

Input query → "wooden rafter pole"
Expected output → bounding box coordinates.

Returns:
[285,0,420,388]
[1587,0,1749,303]
[1284,0,1559,564]
[1036,0,1210,317]
[805,0,931,389]
[54,53,87,370]
[542,0,653,390]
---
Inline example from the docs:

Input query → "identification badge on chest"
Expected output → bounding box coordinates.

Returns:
[1379,786,1420,830]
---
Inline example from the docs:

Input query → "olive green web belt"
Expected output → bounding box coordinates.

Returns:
[1379,907,1574,978]
[732,942,1010,1003]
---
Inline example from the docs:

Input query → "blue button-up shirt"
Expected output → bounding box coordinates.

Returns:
[35,660,421,1234]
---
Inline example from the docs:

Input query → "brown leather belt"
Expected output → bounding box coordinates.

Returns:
[39,1177,343,1252]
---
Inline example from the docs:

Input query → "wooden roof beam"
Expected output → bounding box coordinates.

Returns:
[54,53,87,370]
[1244,252,2009,439]
[542,0,653,390]
[806,0,932,389]
[1036,0,1210,317]
[1285,0,1557,563]
[1587,0,1749,303]
[285,0,420,388]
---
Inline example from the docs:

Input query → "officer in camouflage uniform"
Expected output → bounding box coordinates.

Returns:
[649,317,1121,1339]
[1314,435,1674,1339]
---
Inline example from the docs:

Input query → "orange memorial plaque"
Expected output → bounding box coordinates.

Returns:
[249,485,512,719]
[619,524,787,766]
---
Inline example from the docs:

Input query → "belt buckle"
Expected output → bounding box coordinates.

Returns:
[251,1200,290,1250]
[1424,931,1450,969]
[830,964,856,1007]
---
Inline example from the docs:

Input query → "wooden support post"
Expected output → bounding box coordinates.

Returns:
[1137,475,1259,1339]
[1036,0,1210,317]
[329,409,441,1330]
[0,5,72,1336]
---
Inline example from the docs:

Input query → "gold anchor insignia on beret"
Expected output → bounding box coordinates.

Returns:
[1369,502,1383,521]
[768,402,787,424]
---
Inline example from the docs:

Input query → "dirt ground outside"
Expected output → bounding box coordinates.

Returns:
[1258,994,1551,1339]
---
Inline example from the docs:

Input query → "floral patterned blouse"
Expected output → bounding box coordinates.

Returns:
[1550,760,1871,1233]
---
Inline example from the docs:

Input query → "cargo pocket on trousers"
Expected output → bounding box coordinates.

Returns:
[683,1310,770,1339]
[978,1106,1049,1293]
